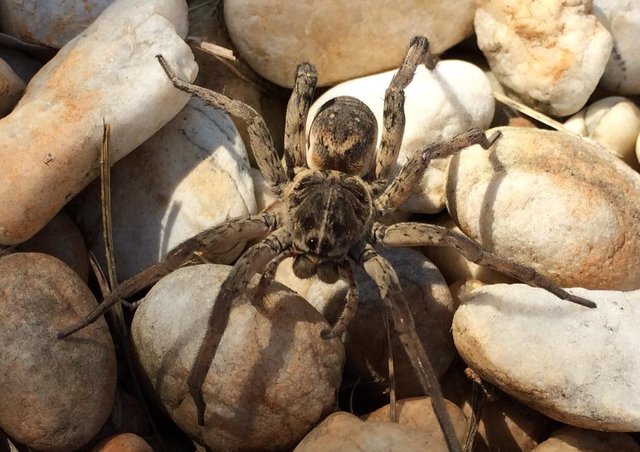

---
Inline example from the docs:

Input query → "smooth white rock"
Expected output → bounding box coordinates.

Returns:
[0,0,197,245]
[453,284,640,431]
[446,127,640,290]
[0,0,113,48]
[132,264,344,451]
[594,0,640,95]
[564,96,640,169]
[308,60,495,213]
[224,0,476,87]
[475,0,613,116]
[276,247,456,398]
[0,57,24,117]
[77,97,255,281]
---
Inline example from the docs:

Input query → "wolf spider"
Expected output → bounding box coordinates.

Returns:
[59,36,595,452]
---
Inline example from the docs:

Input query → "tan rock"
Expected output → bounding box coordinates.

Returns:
[0,253,116,451]
[447,127,640,290]
[131,264,344,451]
[453,284,640,431]
[475,0,613,116]
[224,0,476,87]
[532,426,640,452]
[295,408,465,452]
[0,57,24,117]
[91,433,153,452]
[564,96,640,169]
[0,0,197,245]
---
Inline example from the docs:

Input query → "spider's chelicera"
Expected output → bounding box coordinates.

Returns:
[58,36,595,452]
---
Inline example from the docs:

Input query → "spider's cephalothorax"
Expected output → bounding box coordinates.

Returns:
[59,35,596,452]
[287,169,372,283]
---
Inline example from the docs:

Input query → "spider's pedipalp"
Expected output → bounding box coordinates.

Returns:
[189,228,292,426]
[57,213,278,339]
[320,259,358,339]
[156,54,287,189]
[375,221,597,308]
[351,240,462,452]
[373,35,437,180]
[284,63,317,176]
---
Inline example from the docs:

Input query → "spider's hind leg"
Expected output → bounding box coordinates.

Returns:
[351,240,463,452]
[373,36,439,180]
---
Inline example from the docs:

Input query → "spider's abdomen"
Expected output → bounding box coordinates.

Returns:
[308,96,377,177]
[287,170,372,281]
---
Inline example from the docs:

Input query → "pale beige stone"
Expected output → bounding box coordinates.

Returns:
[0,0,197,245]
[453,284,640,431]
[77,97,255,280]
[132,264,344,451]
[224,0,476,87]
[564,96,640,169]
[447,127,640,290]
[475,0,613,116]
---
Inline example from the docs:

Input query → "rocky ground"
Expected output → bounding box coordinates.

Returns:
[1,0,640,451]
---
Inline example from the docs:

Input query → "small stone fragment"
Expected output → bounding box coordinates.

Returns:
[447,127,640,290]
[453,284,640,431]
[475,0,613,115]
[131,264,344,451]
[564,96,640,169]
[0,0,197,245]
[224,0,476,87]
[308,60,494,213]
[532,426,640,451]
[91,433,153,452]
[77,97,255,280]
[0,253,116,451]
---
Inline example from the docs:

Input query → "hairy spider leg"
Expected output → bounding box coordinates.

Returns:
[352,240,463,452]
[373,36,440,181]
[284,63,317,177]
[374,129,501,217]
[374,222,596,308]
[189,229,292,426]
[157,55,287,189]
[57,213,276,338]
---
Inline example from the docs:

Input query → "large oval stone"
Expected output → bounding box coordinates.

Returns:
[453,284,640,431]
[131,264,344,451]
[224,0,476,87]
[0,253,116,451]
[446,127,640,290]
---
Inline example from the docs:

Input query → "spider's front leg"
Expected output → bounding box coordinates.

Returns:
[157,55,287,189]
[284,63,317,176]
[373,36,439,180]
[189,228,292,426]
[57,212,278,338]
[351,240,463,452]
[373,222,596,308]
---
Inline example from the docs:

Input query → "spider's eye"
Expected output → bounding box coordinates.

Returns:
[307,237,318,250]
[331,222,345,236]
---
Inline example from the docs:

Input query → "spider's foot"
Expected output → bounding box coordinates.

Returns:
[484,130,503,149]
[189,385,207,426]
[566,293,597,309]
